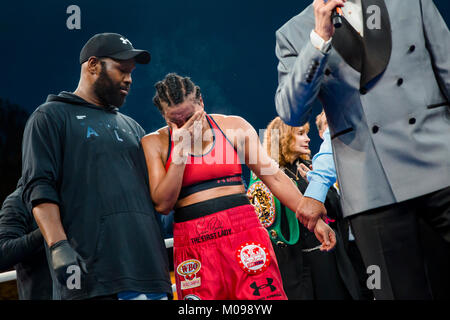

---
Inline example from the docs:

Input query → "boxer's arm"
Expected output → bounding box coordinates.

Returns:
[234,117,326,229]
[141,133,185,215]
[235,117,334,249]
[141,111,205,214]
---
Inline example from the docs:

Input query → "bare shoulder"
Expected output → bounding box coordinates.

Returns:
[208,113,252,130]
[141,126,170,153]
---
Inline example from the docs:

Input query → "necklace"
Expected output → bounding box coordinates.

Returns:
[282,165,299,181]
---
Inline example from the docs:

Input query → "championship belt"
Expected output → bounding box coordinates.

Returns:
[247,172,300,247]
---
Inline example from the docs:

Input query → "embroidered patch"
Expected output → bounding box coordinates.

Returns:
[247,181,276,228]
[236,242,270,275]
[177,259,202,290]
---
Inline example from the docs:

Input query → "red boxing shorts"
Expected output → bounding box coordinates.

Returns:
[173,194,287,300]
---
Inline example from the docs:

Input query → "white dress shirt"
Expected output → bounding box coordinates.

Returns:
[310,0,363,52]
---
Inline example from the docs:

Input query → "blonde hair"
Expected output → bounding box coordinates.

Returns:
[264,117,310,167]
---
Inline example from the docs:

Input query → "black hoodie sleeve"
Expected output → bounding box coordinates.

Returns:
[0,188,44,271]
[21,109,63,209]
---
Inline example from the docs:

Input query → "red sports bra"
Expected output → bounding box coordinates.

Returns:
[165,114,243,199]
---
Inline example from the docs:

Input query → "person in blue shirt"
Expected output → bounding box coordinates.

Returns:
[302,111,336,205]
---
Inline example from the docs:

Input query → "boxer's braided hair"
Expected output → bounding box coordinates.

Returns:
[153,73,201,113]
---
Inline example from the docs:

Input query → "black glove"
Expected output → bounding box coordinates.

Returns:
[49,240,87,285]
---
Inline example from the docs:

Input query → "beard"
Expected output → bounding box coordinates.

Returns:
[93,62,127,108]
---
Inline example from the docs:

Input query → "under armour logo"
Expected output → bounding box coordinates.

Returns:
[250,278,276,296]
[120,37,132,46]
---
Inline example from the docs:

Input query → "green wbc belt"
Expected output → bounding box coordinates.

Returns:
[246,172,300,246]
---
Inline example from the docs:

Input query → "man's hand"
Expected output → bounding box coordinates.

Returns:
[313,0,346,41]
[314,218,336,251]
[295,196,327,231]
[50,240,88,285]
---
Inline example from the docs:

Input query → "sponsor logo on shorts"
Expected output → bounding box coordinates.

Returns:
[250,278,276,296]
[250,278,283,300]
[184,294,201,300]
[236,242,270,275]
[177,259,202,290]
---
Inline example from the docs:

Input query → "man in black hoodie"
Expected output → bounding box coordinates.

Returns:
[21,33,172,300]
[0,179,52,300]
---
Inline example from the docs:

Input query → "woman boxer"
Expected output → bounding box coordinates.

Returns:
[141,73,335,300]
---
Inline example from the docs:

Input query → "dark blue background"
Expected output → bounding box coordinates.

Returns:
[1,0,449,154]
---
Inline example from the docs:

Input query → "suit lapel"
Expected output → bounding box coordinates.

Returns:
[331,0,392,89]
[360,0,392,88]
[332,16,364,73]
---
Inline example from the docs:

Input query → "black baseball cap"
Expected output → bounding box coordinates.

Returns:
[79,33,151,65]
